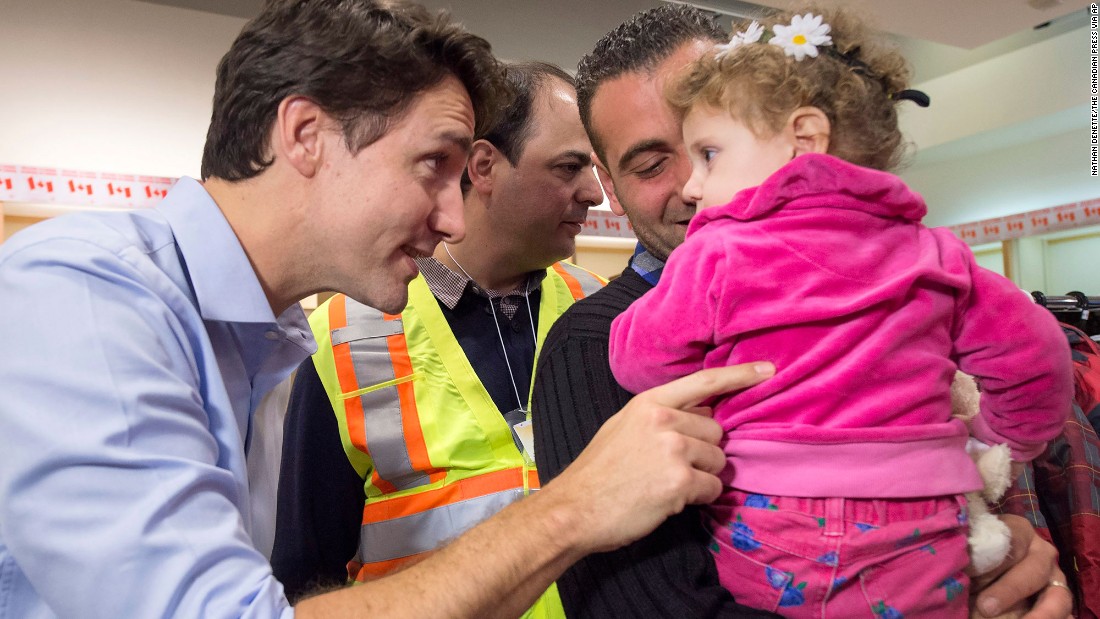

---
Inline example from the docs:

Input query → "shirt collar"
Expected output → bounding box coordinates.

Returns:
[629,243,665,286]
[157,178,311,343]
[415,256,546,310]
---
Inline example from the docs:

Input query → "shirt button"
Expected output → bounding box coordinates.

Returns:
[264,330,280,341]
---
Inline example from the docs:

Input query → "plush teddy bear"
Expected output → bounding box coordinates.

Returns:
[951,371,1015,574]
[950,371,1025,619]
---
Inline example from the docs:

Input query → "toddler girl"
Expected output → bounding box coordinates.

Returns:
[607,7,1072,617]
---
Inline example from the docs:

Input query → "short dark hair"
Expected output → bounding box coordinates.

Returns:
[201,0,509,181]
[485,61,575,164]
[575,5,726,160]
[461,60,575,192]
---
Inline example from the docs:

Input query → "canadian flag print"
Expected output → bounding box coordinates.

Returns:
[0,165,177,209]
[948,199,1100,245]
[578,210,637,239]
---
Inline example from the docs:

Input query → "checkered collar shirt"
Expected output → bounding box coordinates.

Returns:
[629,243,665,286]
[414,256,546,319]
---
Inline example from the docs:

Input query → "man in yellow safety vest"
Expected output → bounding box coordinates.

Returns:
[272,61,605,618]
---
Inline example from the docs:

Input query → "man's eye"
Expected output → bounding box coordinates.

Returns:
[425,154,448,170]
[636,158,667,178]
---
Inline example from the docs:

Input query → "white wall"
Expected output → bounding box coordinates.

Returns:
[3,0,1097,241]
[0,0,245,179]
[900,27,1087,154]
[896,21,1098,228]
[1044,226,1100,294]
[902,128,1095,227]
[1010,225,1100,293]
[971,242,1005,276]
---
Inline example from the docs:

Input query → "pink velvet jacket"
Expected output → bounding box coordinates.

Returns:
[609,154,1072,498]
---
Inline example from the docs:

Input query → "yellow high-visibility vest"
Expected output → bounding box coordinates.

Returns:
[310,262,604,619]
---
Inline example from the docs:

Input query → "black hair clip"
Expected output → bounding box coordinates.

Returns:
[892,89,930,107]
[833,46,873,77]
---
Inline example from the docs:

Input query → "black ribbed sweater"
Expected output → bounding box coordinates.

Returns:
[531,266,778,618]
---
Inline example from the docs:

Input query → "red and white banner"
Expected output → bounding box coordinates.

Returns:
[5,163,1091,245]
[949,198,1100,245]
[579,197,1100,244]
[0,164,176,209]
[579,209,636,239]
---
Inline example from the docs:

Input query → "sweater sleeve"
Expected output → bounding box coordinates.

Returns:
[270,356,366,602]
[608,238,724,395]
[952,256,1073,461]
[532,287,778,619]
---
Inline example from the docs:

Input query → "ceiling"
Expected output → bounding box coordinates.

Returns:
[133,0,1090,83]
[134,0,1089,47]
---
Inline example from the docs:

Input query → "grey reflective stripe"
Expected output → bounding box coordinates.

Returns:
[557,261,604,298]
[356,486,537,563]
[341,299,430,491]
[331,319,403,346]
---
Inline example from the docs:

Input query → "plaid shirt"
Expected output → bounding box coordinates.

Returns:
[996,325,1100,618]
[415,256,545,319]
[629,243,664,286]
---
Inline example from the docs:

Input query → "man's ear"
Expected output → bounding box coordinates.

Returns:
[274,96,326,178]
[593,153,625,216]
[788,106,831,156]
[466,139,498,196]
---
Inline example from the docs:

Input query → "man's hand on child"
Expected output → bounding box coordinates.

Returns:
[970,514,1072,619]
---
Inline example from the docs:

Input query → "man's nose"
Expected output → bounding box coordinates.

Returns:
[575,166,604,207]
[431,183,466,243]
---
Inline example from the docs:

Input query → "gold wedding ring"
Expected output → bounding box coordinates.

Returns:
[1048,579,1070,590]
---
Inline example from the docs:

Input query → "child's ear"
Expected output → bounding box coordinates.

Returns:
[788,107,830,156]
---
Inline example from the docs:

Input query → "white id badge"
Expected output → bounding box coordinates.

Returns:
[512,419,536,464]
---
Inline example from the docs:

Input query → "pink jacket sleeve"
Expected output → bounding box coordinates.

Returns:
[609,237,724,395]
[952,253,1072,461]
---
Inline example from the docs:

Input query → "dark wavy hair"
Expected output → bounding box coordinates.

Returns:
[201,0,510,181]
[575,4,726,161]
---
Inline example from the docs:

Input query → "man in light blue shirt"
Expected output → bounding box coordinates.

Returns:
[0,1,772,617]
[0,180,312,618]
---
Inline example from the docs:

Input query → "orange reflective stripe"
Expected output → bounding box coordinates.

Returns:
[349,552,428,582]
[330,296,353,392]
[552,262,586,301]
[330,297,370,457]
[362,467,533,523]
[385,325,444,484]
[369,468,397,495]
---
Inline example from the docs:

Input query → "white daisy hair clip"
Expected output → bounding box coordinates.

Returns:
[714,13,832,62]
[714,20,764,59]
[770,13,832,61]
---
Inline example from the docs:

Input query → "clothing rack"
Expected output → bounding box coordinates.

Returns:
[1030,291,1100,312]
[1032,290,1100,338]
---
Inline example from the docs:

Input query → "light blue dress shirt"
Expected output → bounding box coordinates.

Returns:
[0,178,314,618]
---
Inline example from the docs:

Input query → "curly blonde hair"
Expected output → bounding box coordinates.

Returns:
[666,6,912,171]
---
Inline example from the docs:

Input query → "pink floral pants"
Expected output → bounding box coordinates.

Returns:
[708,490,971,618]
